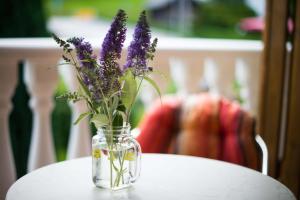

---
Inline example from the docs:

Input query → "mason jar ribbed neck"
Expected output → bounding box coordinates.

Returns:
[96,123,131,137]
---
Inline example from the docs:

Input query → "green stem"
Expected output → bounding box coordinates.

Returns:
[99,87,117,189]
[115,149,126,186]
[108,123,114,188]
[120,152,125,184]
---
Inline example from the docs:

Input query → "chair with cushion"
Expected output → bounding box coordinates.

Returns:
[135,93,268,174]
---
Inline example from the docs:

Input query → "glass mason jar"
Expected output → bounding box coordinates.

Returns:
[92,124,141,190]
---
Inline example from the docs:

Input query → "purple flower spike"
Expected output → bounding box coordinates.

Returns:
[98,9,127,95]
[100,9,127,66]
[125,10,151,75]
[67,37,101,101]
[67,37,95,69]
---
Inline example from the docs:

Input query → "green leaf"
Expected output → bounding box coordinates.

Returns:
[90,113,109,129]
[110,94,119,114]
[87,101,95,112]
[120,70,137,110]
[116,110,127,123]
[74,111,91,125]
[144,76,161,99]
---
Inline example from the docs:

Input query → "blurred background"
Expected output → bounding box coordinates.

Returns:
[44,0,264,39]
[1,0,265,178]
[3,0,300,199]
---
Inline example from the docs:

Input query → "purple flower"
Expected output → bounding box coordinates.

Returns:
[100,9,127,68]
[99,9,127,95]
[67,37,95,69]
[67,37,101,100]
[124,11,151,75]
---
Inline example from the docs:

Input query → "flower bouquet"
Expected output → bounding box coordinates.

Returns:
[53,10,159,190]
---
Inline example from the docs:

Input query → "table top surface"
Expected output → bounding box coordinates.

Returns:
[6,154,296,200]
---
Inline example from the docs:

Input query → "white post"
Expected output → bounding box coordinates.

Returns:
[170,55,204,96]
[67,101,91,159]
[25,59,58,171]
[169,58,189,96]
[58,64,91,159]
[203,57,236,98]
[0,60,17,199]
[235,57,260,115]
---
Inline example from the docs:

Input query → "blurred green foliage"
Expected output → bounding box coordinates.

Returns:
[193,0,260,39]
[43,0,260,39]
[147,0,260,39]
[44,0,145,22]
[196,1,255,27]
[165,78,178,94]
[9,65,32,178]
[130,98,146,128]
[52,78,71,161]
[0,0,48,37]
[232,79,244,105]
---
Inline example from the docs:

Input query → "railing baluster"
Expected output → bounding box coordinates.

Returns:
[203,56,236,98]
[235,56,260,115]
[0,38,263,178]
[0,59,18,199]
[25,59,58,171]
[170,54,204,96]
[58,64,91,159]
[169,57,188,96]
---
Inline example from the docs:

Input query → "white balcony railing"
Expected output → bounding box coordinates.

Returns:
[0,37,262,198]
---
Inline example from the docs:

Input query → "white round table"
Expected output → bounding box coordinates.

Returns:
[6,154,296,200]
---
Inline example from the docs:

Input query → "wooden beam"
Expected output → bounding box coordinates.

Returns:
[258,0,289,177]
[280,0,300,197]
